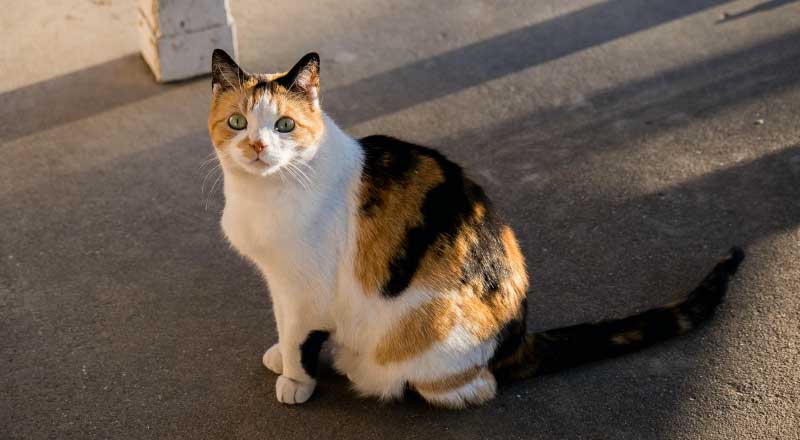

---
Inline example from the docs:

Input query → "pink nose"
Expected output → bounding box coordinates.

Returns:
[251,140,267,154]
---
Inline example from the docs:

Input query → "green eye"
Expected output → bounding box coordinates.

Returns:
[275,117,295,133]
[227,113,247,130]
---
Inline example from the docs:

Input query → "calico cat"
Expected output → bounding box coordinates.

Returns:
[207,49,744,408]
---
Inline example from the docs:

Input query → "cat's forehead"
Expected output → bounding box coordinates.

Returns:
[236,72,292,112]
[243,72,284,84]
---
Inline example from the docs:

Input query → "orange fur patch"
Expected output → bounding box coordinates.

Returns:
[355,155,445,294]
[208,86,249,149]
[454,226,528,342]
[374,274,527,365]
[501,226,528,296]
[373,297,456,365]
[412,365,483,394]
[373,220,529,364]
[268,79,324,149]
[414,367,496,408]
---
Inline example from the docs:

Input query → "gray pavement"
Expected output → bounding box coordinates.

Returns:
[2,1,799,439]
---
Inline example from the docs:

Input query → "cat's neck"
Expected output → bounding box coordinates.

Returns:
[221,113,361,205]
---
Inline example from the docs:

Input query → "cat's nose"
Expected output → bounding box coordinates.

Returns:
[251,140,267,154]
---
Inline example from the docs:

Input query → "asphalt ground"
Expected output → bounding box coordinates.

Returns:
[2,1,799,438]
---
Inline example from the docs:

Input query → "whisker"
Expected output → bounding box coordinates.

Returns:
[283,164,303,189]
[285,163,310,191]
[201,163,222,194]
[199,156,220,171]
[205,171,224,211]
[290,161,314,187]
[293,159,316,177]
[277,167,287,185]
[287,163,312,190]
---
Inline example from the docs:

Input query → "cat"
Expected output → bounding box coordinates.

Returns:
[207,49,745,408]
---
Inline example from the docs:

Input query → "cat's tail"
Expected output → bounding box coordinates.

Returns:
[493,247,745,380]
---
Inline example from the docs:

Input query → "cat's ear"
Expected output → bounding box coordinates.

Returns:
[275,52,320,104]
[211,49,248,94]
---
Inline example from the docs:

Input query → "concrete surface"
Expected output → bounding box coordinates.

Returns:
[2,0,799,439]
[138,0,237,82]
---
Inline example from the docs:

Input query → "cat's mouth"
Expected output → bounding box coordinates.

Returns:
[243,157,285,177]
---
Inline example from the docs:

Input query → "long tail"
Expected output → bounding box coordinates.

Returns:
[494,247,745,380]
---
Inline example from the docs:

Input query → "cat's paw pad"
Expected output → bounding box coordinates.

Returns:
[275,375,316,405]
[262,344,282,375]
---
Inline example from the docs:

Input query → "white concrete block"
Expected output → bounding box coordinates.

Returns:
[138,9,237,82]
[139,0,232,37]
[137,0,237,82]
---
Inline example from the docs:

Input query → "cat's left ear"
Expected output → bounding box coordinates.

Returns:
[275,52,320,105]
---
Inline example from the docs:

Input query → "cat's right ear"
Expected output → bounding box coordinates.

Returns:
[211,49,247,94]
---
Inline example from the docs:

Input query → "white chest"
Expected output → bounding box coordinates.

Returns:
[223,193,315,261]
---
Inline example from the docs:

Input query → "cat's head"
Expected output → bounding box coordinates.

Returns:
[208,50,324,177]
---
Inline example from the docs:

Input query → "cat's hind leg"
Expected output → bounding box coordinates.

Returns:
[411,366,497,409]
[333,344,407,400]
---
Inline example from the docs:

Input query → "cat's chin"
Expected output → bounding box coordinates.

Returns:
[236,160,285,178]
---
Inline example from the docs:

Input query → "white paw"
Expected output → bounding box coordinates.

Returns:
[275,375,316,405]
[262,344,282,375]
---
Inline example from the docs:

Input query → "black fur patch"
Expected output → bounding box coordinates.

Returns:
[274,52,320,94]
[252,80,268,94]
[358,135,511,298]
[211,49,247,90]
[359,136,419,215]
[382,155,468,297]
[299,330,329,378]
[491,299,528,362]
[458,186,510,302]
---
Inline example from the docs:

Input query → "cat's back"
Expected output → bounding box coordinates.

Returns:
[356,134,488,222]
[353,134,527,300]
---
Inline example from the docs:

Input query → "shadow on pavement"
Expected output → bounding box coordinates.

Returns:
[435,29,800,177]
[326,0,734,126]
[0,54,178,143]
[0,0,732,142]
[717,0,800,23]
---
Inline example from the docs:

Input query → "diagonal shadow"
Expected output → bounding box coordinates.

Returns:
[434,29,800,175]
[628,144,800,252]
[717,0,800,23]
[325,0,734,126]
[0,54,178,143]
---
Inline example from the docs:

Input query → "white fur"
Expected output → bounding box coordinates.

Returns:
[216,106,495,405]
[262,343,282,374]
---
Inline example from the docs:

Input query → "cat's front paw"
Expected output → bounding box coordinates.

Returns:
[262,343,282,375]
[275,375,316,405]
